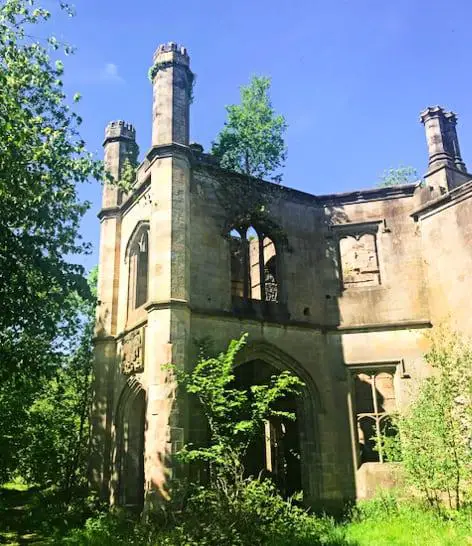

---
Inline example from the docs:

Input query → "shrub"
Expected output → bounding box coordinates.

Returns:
[62,479,343,545]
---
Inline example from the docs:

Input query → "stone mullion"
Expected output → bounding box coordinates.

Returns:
[258,236,266,302]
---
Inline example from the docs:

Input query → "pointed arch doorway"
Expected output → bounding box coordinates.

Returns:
[234,358,301,497]
[232,343,321,504]
[116,380,146,508]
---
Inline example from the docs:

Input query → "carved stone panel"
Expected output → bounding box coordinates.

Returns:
[339,233,380,288]
[121,327,145,375]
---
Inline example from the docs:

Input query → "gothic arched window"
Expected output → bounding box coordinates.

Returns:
[230,226,278,303]
[127,225,149,313]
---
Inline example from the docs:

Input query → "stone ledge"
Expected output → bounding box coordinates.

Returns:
[411,178,472,220]
[144,299,190,313]
[145,143,193,164]
[97,206,120,220]
[329,319,432,334]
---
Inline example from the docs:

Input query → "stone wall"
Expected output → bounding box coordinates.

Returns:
[91,42,472,510]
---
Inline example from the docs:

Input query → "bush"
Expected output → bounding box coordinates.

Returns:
[62,478,344,545]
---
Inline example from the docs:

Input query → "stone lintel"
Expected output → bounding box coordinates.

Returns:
[328,219,384,235]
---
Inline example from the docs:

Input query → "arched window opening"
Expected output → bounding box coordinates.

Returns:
[353,369,396,464]
[128,226,149,313]
[230,229,245,298]
[230,226,279,303]
[135,231,148,308]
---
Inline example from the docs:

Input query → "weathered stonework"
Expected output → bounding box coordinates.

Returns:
[89,42,472,512]
[120,328,145,375]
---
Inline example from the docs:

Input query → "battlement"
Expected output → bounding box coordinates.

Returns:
[104,120,136,142]
[420,105,456,123]
[152,41,189,67]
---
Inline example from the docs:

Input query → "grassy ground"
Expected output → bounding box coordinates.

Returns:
[1,483,472,545]
[0,481,93,545]
[344,498,472,546]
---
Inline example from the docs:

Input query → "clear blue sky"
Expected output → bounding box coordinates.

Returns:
[50,0,472,271]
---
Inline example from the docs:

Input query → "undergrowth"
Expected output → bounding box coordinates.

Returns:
[3,482,472,545]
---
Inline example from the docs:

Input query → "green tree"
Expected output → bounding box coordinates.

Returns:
[0,1,102,486]
[2,267,97,492]
[376,166,418,188]
[172,334,303,485]
[0,0,102,384]
[212,76,287,182]
[382,326,472,510]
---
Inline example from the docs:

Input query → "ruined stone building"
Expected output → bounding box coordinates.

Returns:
[90,42,472,511]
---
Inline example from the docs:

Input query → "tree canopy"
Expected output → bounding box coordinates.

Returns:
[212,76,287,182]
[0,0,102,381]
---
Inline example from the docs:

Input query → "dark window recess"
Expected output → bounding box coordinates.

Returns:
[128,228,149,312]
[230,226,278,303]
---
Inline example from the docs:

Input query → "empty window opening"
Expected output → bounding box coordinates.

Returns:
[230,226,278,303]
[353,369,396,464]
[230,229,245,298]
[128,226,149,314]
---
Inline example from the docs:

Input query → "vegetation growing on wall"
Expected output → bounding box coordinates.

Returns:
[376,166,418,187]
[212,76,287,183]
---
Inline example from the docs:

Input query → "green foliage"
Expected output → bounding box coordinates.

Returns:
[0,268,97,490]
[171,334,304,484]
[148,60,196,104]
[376,166,418,188]
[0,0,102,382]
[0,0,101,489]
[381,326,472,510]
[116,142,140,193]
[63,479,344,546]
[212,76,287,182]
[0,483,102,545]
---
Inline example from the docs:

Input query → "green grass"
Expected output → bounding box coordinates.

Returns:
[344,496,472,546]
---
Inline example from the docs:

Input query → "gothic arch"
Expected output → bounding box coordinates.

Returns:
[228,225,280,303]
[124,220,150,262]
[114,377,146,508]
[234,341,324,413]
[125,221,150,314]
[233,341,323,502]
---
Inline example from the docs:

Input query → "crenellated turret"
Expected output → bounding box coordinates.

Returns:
[150,42,193,147]
[102,120,137,208]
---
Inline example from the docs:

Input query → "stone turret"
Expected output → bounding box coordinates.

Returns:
[102,120,137,208]
[150,42,193,146]
[420,106,470,193]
